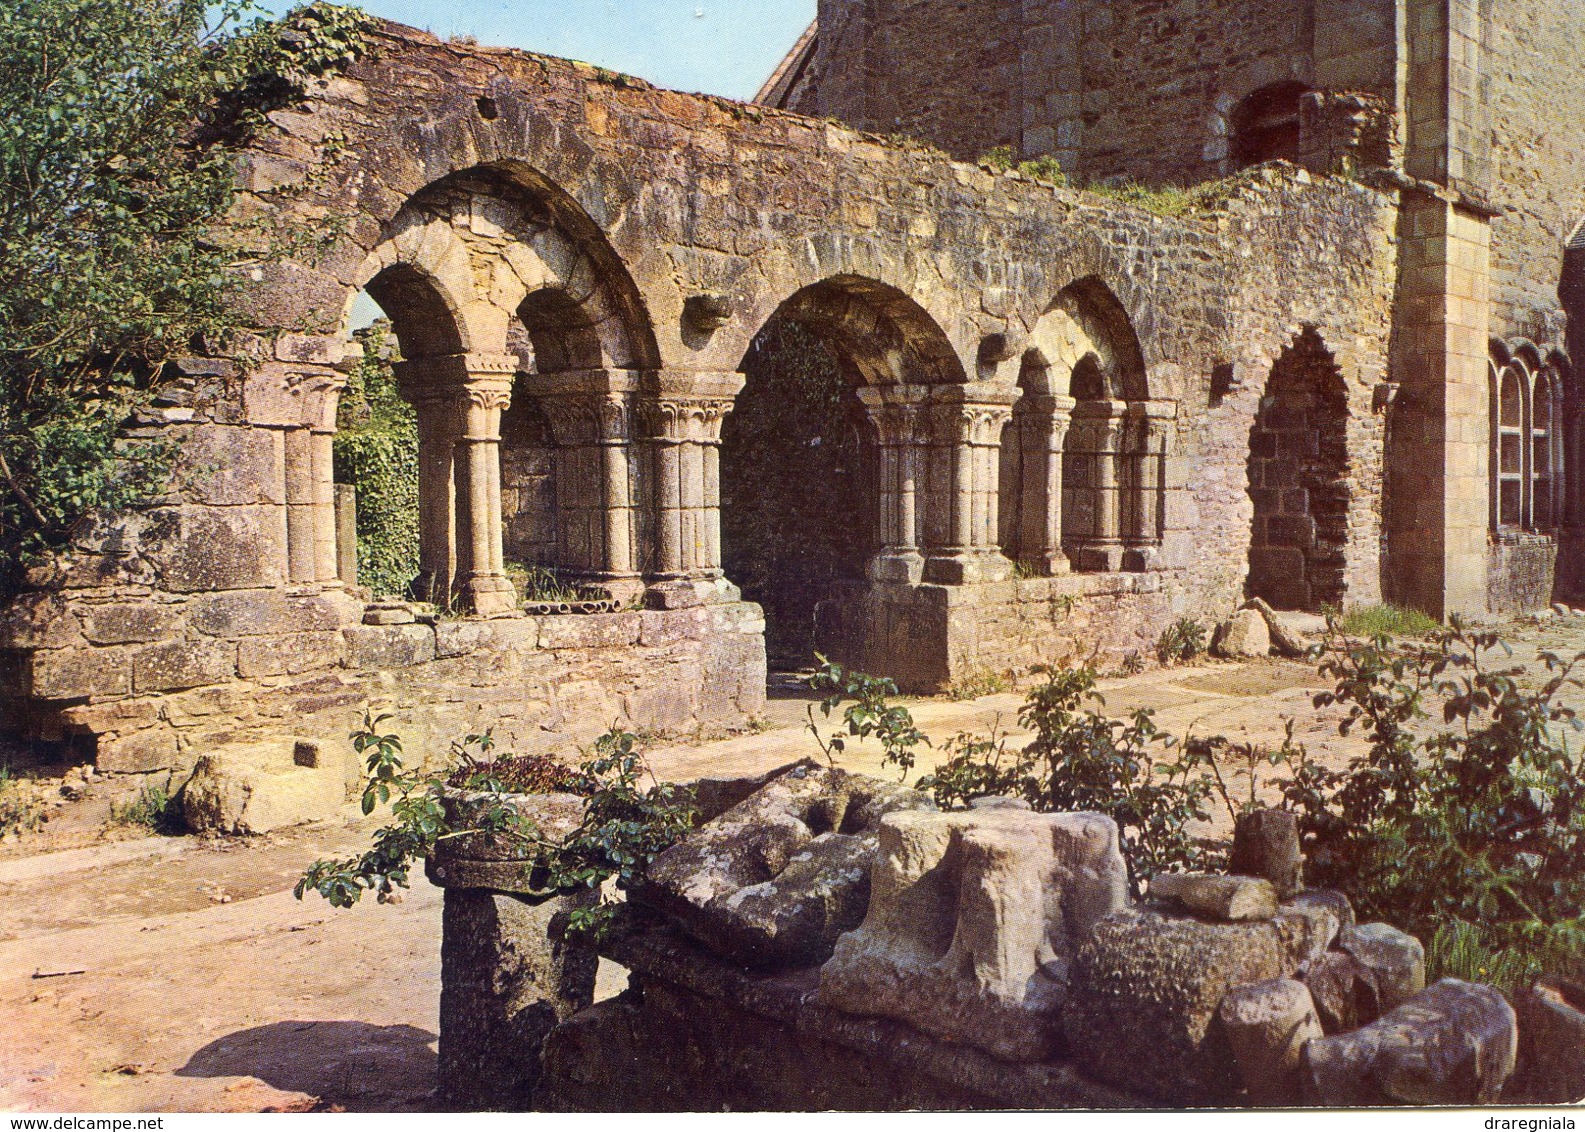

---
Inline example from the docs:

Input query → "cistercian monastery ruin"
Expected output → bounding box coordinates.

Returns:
[7,0,1584,773]
[6,0,1585,1112]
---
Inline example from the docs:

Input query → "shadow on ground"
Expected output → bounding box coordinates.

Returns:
[176,1020,437,1111]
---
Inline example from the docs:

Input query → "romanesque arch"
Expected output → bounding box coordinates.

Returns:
[345,163,662,609]
[999,277,1172,574]
[1245,326,1350,611]
[720,276,983,665]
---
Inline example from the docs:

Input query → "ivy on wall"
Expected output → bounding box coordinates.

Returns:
[334,323,420,598]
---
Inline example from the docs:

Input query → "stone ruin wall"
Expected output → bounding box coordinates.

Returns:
[0,23,1402,775]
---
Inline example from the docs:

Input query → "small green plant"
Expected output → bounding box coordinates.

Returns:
[296,715,696,936]
[1425,919,1554,996]
[1156,616,1208,665]
[109,782,180,834]
[805,656,931,780]
[948,668,1011,701]
[0,766,44,837]
[1016,155,1067,186]
[1329,603,1441,639]
[978,145,1015,171]
[505,563,607,605]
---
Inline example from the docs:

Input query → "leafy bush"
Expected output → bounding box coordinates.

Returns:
[334,324,419,598]
[805,657,932,780]
[1270,620,1585,965]
[296,716,697,935]
[0,0,371,587]
[922,664,1222,896]
[1156,617,1207,665]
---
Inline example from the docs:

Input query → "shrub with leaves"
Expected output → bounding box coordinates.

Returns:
[0,765,45,837]
[0,0,371,588]
[921,663,1222,895]
[1156,616,1207,665]
[1270,620,1585,964]
[805,656,931,779]
[296,715,697,935]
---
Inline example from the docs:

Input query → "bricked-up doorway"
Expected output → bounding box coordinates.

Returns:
[1246,328,1350,611]
[721,319,878,670]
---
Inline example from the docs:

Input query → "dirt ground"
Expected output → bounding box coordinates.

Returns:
[2,613,1582,1112]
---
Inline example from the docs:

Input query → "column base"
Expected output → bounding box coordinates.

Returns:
[464,574,519,617]
[868,550,925,584]
[1122,545,1160,573]
[1072,543,1125,573]
[1020,551,1071,577]
[646,576,742,610]
[922,551,1014,585]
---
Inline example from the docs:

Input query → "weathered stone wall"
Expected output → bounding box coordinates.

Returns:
[0,22,1404,763]
[11,599,763,774]
[786,0,1402,182]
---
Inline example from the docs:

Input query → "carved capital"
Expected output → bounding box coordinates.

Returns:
[639,396,735,443]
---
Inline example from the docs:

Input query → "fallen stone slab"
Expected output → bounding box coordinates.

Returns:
[637,763,934,968]
[817,807,1128,1062]
[1244,597,1312,658]
[1301,949,1378,1034]
[181,739,352,835]
[1218,978,1324,1106]
[1151,872,1279,921]
[1064,901,1338,1104]
[1212,608,1271,659]
[1301,979,1517,1105]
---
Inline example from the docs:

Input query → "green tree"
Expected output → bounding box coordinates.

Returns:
[0,0,369,586]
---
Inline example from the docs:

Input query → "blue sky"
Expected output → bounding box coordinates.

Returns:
[262,0,815,102]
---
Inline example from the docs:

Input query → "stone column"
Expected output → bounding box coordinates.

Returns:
[922,383,1018,585]
[1122,400,1178,572]
[302,373,348,586]
[1016,393,1076,575]
[1065,400,1128,573]
[282,426,317,584]
[397,353,520,615]
[532,369,644,603]
[857,385,930,584]
[639,371,744,607]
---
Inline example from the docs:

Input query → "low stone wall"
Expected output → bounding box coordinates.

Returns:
[815,574,1176,693]
[1487,534,1558,615]
[2,590,766,774]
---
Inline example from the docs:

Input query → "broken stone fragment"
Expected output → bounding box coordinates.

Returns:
[1151,872,1279,921]
[1218,978,1324,1106]
[816,807,1128,1062]
[1064,903,1337,1104]
[1300,979,1518,1105]
[1301,949,1377,1033]
[691,758,818,823]
[637,763,934,968]
[1211,608,1271,659]
[1337,923,1425,1013]
[1230,808,1303,897]
[1286,889,1353,937]
[1513,977,1585,1103]
[1243,597,1310,659]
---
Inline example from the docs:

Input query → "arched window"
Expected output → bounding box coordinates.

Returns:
[1494,361,1525,530]
[1533,367,1561,531]
[1231,83,1310,169]
[1490,349,1566,534]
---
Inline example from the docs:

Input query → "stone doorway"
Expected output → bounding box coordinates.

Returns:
[1245,328,1350,612]
[720,319,878,670]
